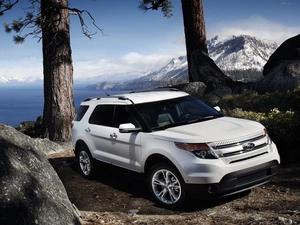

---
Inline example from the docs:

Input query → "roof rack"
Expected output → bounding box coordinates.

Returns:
[129,87,179,93]
[83,97,101,102]
[83,95,118,102]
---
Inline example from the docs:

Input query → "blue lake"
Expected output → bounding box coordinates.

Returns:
[0,84,120,127]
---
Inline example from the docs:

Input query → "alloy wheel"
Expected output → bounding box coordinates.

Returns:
[151,168,182,205]
[79,150,91,176]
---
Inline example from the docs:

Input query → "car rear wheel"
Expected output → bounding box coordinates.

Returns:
[148,163,186,208]
[77,145,95,179]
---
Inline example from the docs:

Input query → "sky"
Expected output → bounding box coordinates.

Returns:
[0,0,299,81]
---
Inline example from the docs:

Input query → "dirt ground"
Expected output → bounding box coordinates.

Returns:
[47,149,300,225]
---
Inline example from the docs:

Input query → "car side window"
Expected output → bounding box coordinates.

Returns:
[113,105,140,128]
[74,106,89,121]
[89,105,114,126]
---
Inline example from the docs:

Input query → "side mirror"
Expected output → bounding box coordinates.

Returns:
[119,123,142,133]
[214,106,221,112]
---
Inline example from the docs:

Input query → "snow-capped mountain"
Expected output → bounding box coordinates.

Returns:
[0,76,43,84]
[208,34,278,71]
[135,56,188,82]
[90,34,278,90]
[0,34,278,85]
[87,56,188,91]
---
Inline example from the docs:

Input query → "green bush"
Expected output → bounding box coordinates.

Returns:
[220,88,300,164]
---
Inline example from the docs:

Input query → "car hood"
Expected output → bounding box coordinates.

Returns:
[152,117,265,143]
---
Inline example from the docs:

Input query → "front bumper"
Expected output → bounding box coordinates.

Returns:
[185,160,280,199]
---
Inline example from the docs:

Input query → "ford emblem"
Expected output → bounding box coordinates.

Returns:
[242,142,255,151]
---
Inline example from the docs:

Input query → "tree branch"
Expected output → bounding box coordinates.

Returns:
[0,0,20,15]
[66,7,104,39]
[138,0,173,18]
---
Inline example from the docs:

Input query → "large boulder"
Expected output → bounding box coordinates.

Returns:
[174,81,207,99]
[0,123,81,225]
[257,34,300,93]
[263,34,300,75]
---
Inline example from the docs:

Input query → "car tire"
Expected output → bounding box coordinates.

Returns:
[77,145,95,179]
[148,163,186,209]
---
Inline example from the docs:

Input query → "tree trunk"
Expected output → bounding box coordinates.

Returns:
[181,0,208,82]
[40,0,75,141]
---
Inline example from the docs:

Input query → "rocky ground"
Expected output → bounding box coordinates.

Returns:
[47,149,300,225]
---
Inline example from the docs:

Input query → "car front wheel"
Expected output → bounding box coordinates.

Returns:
[148,163,186,208]
[77,145,95,179]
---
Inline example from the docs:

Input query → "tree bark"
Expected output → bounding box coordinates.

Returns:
[41,0,75,141]
[181,0,208,82]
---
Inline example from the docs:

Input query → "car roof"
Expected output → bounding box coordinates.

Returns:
[82,89,190,105]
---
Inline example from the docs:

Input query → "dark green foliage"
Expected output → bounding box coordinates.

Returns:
[1,0,102,44]
[224,69,263,82]
[1,1,42,44]
[220,88,300,113]
[219,87,300,164]
[0,0,19,16]
[139,0,173,18]
[13,35,25,43]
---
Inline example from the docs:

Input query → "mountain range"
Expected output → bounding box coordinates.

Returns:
[0,34,279,87]
[208,34,278,71]
[88,34,278,90]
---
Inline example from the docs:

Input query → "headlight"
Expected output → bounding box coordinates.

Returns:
[175,143,218,159]
[264,128,273,145]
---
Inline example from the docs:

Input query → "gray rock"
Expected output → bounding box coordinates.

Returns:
[257,60,300,93]
[263,34,300,76]
[0,123,81,225]
[257,34,300,93]
[174,81,207,99]
[1,123,69,155]
[278,216,293,224]
[16,121,36,136]
[202,87,233,106]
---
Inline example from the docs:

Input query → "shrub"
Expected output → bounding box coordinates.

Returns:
[220,88,300,164]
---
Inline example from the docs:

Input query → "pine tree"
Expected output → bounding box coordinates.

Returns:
[1,0,100,141]
[40,0,74,141]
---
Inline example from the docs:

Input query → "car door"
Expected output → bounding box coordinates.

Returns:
[87,104,142,171]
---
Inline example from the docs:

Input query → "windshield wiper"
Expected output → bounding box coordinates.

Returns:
[187,115,221,124]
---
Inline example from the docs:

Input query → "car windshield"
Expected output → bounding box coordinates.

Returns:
[135,95,223,130]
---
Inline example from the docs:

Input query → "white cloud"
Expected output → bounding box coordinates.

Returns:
[119,52,172,70]
[0,57,43,78]
[207,16,300,44]
[73,52,175,79]
[281,1,292,5]
[0,49,185,80]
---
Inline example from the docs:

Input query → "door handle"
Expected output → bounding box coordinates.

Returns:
[85,127,91,132]
[110,132,117,139]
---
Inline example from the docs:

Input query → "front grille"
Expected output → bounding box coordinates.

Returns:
[213,135,266,150]
[224,169,269,190]
[209,131,271,164]
[222,143,267,157]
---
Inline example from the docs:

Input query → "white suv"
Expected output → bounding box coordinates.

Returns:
[72,88,280,208]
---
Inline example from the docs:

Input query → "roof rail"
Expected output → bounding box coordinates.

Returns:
[83,95,129,102]
[83,97,101,102]
[129,87,179,93]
